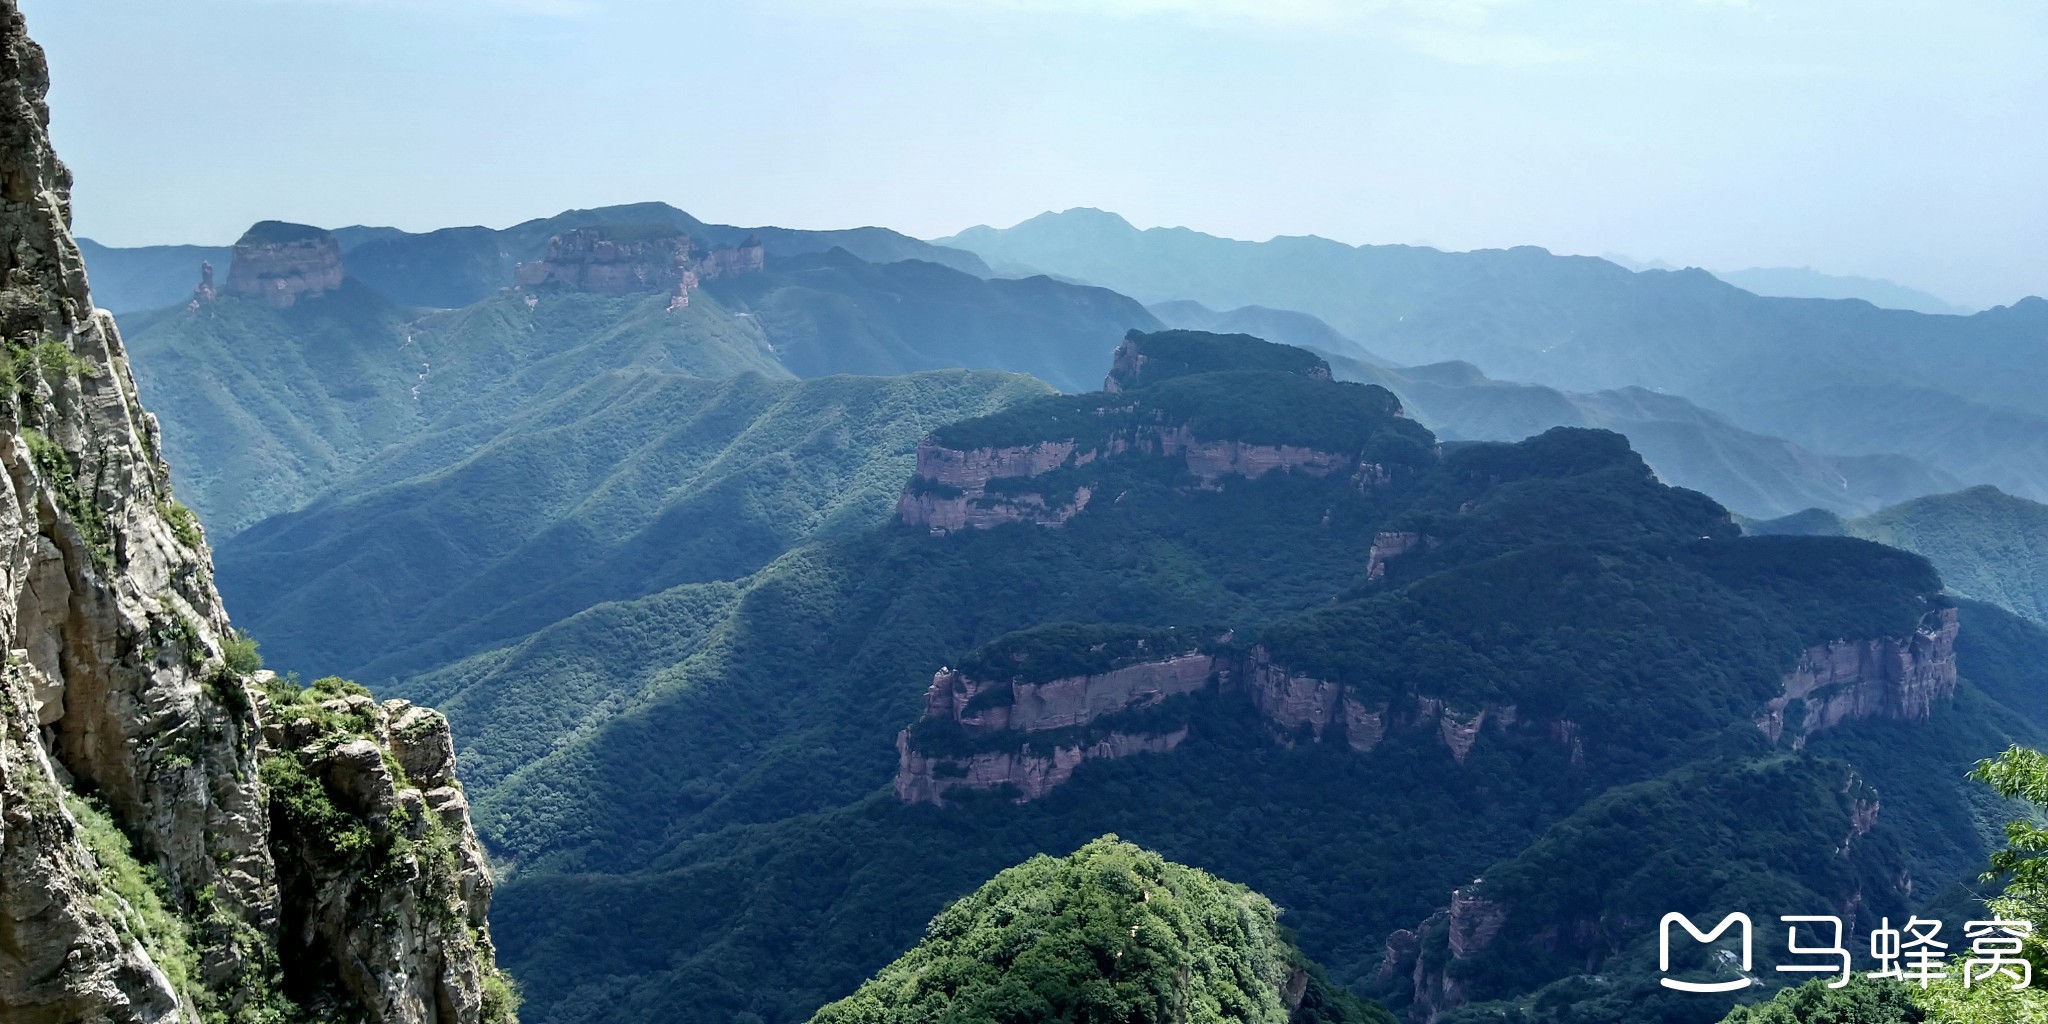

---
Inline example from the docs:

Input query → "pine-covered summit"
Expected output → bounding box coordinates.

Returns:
[809,836,1393,1024]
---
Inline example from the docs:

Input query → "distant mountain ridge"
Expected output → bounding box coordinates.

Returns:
[82,201,992,313]
[1327,355,1961,519]
[937,208,2048,502]
[1714,265,1971,315]
[1750,485,2048,627]
[119,219,1154,535]
[1602,253,1970,314]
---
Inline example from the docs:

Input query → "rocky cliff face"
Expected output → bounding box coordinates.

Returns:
[512,227,763,308]
[893,440,1096,534]
[0,6,511,1022]
[896,601,1949,808]
[895,428,1386,534]
[895,645,1536,804]
[894,655,1214,806]
[1756,606,1959,746]
[224,223,345,308]
[513,227,693,297]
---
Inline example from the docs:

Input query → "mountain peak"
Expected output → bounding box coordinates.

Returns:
[225,220,343,307]
[809,836,1392,1024]
[1106,327,1332,392]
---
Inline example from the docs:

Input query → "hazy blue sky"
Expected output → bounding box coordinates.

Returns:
[22,0,2046,307]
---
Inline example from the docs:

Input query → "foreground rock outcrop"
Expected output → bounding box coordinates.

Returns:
[0,5,513,1021]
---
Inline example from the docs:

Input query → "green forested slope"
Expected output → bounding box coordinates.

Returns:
[808,837,1396,1024]
[416,335,2043,1024]
[217,368,1049,684]
[701,249,1158,392]
[1749,486,2048,625]
[121,244,1147,538]
[124,284,790,534]
[1851,486,2048,624]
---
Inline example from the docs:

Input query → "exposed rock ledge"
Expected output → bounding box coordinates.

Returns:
[896,429,1386,534]
[895,647,1546,805]
[1756,606,1959,746]
[223,222,344,308]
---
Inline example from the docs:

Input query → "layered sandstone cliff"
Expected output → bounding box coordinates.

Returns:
[0,6,511,1021]
[894,654,1214,805]
[224,222,345,308]
[895,425,1390,533]
[1756,606,1959,746]
[897,601,1948,808]
[512,226,764,308]
[894,644,1534,804]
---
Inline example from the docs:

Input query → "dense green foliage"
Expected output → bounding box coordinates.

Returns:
[1718,978,1925,1023]
[1426,756,1909,1022]
[219,369,1047,683]
[1750,486,2048,626]
[113,303,2048,1024]
[809,837,1394,1024]
[1848,487,2048,625]
[23,426,113,570]
[954,623,1212,685]
[431,360,2026,1024]
[1109,328,1333,389]
[702,249,1158,392]
[67,792,200,998]
[929,371,1425,457]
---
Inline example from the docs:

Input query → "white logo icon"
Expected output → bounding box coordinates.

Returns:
[1660,912,1756,993]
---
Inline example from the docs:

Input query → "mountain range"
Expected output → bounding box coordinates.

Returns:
[100,206,2014,528]
[937,209,2048,506]
[73,196,2048,1024]
[443,331,2046,1024]
[118,217,1152,535]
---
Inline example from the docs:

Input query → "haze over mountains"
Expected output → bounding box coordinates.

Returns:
[98,201,2046,524]
[938,208,2048,504]
[71,188,2048,1024]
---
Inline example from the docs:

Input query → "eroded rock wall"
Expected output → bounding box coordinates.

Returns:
[225,230,343,308]
[1757,607,1959,745]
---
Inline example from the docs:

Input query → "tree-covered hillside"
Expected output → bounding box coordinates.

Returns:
[219,368,1049,689]
[123,282,791,534]
[119,241,1148,537]
[1750,486,2048,625]
[700,249,1157,392]
[809,836,1396,1024]
[381,333,2044,1024]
